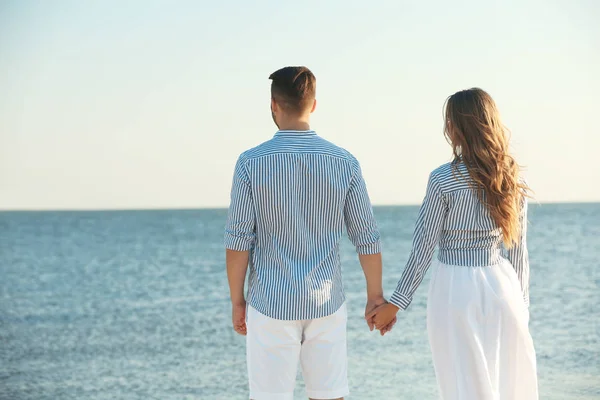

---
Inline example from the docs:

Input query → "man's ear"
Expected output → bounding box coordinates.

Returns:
[271,98,278,113]
[310,99,317,113]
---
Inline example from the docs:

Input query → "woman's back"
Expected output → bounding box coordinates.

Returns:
[433,161,508,267]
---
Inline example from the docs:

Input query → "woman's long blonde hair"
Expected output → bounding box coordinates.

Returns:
[444,88,529,247]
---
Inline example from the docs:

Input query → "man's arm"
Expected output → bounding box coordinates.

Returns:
[358,253,386,330]
[226,249,249,335]
[224,155,255,335]
[359,253,383,301]
[343,159,393,332]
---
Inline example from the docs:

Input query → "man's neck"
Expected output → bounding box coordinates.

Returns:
[277,120,311,131]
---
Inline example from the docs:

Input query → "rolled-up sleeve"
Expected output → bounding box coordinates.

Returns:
[344,158,381,254]
[224,156,255,251]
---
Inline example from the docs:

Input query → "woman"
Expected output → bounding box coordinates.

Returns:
[370,88,538,399]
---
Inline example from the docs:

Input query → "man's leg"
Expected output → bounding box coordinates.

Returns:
[246,305,302,400]
[300,303,349,400]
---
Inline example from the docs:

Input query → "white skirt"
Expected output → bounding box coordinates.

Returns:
[427,258,539,400]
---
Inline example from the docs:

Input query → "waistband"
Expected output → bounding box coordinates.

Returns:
[437,247,504,267]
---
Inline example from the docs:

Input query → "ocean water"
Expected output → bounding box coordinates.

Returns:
[1,204,599,400]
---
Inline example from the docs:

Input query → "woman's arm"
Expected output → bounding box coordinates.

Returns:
[506,196,530,307]
[389,171,448,310]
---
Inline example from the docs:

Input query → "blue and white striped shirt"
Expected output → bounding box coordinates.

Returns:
[225,130,381,321]
[390,161,530,310]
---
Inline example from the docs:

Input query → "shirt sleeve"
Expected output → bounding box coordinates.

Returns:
[506,195,530,307]
[224,156,256,251]
[390,172,448,310]
[344,159,381,255]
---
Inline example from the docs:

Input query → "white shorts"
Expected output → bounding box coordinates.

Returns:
[246,303,349,400]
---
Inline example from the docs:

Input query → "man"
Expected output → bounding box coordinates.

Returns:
[225,66,394,400]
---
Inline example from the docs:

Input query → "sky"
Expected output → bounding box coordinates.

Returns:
[1,0,599,210]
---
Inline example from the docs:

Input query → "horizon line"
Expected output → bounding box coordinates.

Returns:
[1,200,598,213]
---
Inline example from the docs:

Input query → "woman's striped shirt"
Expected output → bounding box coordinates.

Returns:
[390,161,530,310]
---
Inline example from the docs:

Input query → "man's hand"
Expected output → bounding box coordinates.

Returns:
[232,302,247,336]
[367,303,400,334]
[226,249,249,336]
[366,298,398,336]
[365,296,387,331]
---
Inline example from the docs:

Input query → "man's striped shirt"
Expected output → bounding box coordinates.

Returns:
[225,130,381,321]
[390,161,530,310]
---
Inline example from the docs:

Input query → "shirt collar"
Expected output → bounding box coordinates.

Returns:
[274,130,317,137]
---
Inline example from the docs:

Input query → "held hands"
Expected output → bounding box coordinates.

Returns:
[365,297,398,336]
[366,302,400,335]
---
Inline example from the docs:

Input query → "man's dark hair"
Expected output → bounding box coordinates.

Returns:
[269,66,316,114]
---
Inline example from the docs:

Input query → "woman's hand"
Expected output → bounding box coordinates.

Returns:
[371,303,400,331]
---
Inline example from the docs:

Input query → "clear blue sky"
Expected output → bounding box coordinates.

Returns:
[1,0,598,210]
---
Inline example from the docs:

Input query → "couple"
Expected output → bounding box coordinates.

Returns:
[224,66,538,400]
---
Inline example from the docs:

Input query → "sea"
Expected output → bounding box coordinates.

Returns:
[1,204,599,400]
